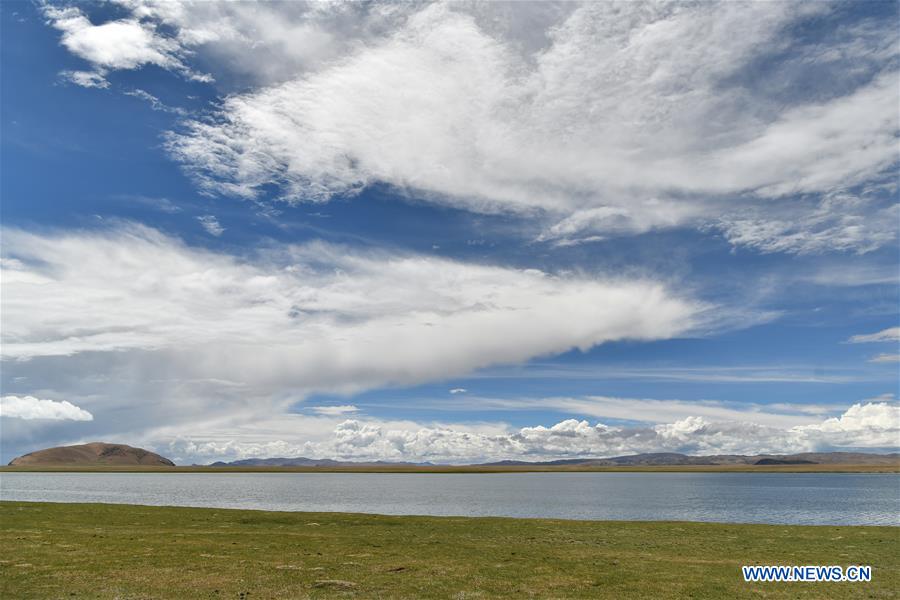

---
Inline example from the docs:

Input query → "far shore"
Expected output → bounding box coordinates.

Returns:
[2,463,898,473]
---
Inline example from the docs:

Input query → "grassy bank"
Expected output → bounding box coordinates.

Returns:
[1,501,897,599]
[2,462,898,473]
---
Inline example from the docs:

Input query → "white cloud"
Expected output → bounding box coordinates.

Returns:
[793,402,900,448]
[124,89,189,115]
[43,5,207,87]
[0,224,715,463]
[116,194,183,214]
[449,388,467,395]
[0,395,93,421]
[44,6,181,70]
[159,401,900,464]
[196,215,224,236]
[310,405,359,416]
[108,0,417,86]
[365,394,847,428]
[0,224,702,395]
[803,264,900,288]
[849,327,900,343]
[869,354,900,364]
[155,2,896,253]
[468,395,832,429]
[716,191,899,255]
[40,2,899,253]
[22,2,900,464]
[471,364,864,384]
[61,69,109,88]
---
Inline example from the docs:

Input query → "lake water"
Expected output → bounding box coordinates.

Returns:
[1,472,898,525]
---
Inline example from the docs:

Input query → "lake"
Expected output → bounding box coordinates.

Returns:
[1,472,897,525]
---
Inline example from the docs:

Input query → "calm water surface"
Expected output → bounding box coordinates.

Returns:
[1,472,897,525]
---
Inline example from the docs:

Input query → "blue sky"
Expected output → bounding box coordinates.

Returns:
[1,1,898,464]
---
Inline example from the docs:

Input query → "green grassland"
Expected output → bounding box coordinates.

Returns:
[1,501,897,599]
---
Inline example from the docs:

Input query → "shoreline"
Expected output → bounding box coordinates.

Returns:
[3,463,899,473]
[2,499,898,527]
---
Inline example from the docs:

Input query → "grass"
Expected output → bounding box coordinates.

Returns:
[1,501,897,599]
[2,463,898,473]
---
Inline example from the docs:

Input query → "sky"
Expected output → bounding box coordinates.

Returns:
[1,0,898,465]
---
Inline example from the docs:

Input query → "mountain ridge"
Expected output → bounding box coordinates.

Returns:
[10,445,897,468]
[208,457,432,467]
[209,451,900,468]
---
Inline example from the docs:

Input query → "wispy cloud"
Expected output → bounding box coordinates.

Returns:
[870,354,900,364]
[124,89,188,116]
[472,364,865,384]
[309,405,359,416]
[849,327,900,343]
[114,194,183,214]
[0,223,704,440]
[61,69,108,88]
[196,215,224,236]
[363,395,837,429]
[803,264,900,288]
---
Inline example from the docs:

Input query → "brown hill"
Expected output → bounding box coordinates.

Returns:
[8,442,174,467]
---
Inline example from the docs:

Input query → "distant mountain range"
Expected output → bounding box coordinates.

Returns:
[478,451,900,467]
[8,442,174,467]
[208,457,431,467]
[8,443,897,468]
[209,451,900,468]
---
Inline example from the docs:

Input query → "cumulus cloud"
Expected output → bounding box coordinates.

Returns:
[161,401,900,464]
[793,402,900,448]
[0,224,702,392]
[849,327,900,343]
[449,388,467,395]
[0,395,93,421]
